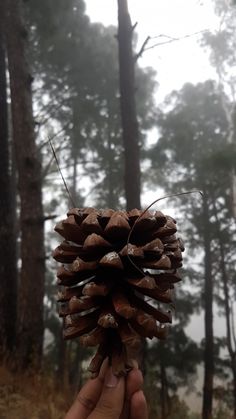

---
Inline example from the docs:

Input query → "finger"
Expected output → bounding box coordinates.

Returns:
[120,367,144,419]
[130,390,148,419]
[126,367,143,400]
[65,358,108,419]
[88,367,125,419]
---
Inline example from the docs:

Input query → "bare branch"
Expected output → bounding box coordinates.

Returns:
[42,142,69,179]
[35,100,64,122]
[151,34,178,41]
[35,102,71,137]
[143,29,211,53]
[43,214,58,221]
[135,36,151,61]
[38,120,71,150]
[45,159,103,176]
[132,21,138,32]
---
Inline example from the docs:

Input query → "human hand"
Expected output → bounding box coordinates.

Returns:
[65,360,148,419]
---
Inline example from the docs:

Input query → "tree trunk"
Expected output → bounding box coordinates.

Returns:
[117,0,146,377]
[202,193,214,419]
[107,104,116,208]
[71,104,79,206]
[71,149,78,206]
[69,342,82,391]
[217,236,236,419]
[232,105,236,218]
[212,198,236,419]
[117,0,141,210]
[4,0,45,368]
[0,8,17,356]
[56,329,68,390]
[160,359,170,419]
[71,101,84,208]
[233,362,236,419]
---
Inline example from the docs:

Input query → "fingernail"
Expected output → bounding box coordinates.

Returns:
[105,367,119,388]
[131,360,139,369]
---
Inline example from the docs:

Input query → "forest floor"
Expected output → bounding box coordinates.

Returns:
[0,365,70,419]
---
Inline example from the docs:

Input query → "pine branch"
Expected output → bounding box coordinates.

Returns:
[143,29,211,53]
[132,21,138,32]
[43,214,58,221]
[135,36,151,61]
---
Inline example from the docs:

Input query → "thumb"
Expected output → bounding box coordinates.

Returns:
[88,367,125,419]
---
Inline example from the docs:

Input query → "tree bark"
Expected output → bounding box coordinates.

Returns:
[117,0,145,377]
[3,0,45,368]
[107,102,117,208]
[71,102,79,206]
[233,364,236,419]
[202,192,214,419]
[212,198,236,419]
[232,105,236,218]
[0,8,17,355]
[117,0,141,210]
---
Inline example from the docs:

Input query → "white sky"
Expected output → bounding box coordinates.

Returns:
[85,0,219,100]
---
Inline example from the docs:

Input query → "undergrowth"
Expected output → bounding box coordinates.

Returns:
[0,365,71,419]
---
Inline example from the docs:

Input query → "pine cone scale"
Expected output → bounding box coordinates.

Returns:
[53,207,184,375]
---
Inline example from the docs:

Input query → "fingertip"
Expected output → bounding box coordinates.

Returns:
[126,368,143,400]
[130,390,148,419]
[104,367,120,388]
[90,371,125,418]
[128,367,143,385]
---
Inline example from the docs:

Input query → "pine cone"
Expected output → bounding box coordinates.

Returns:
[53,207,184,376]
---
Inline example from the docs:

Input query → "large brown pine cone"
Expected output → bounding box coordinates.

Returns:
[53,207,184,376]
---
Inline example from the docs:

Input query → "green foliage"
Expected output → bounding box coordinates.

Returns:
[147,81,232,238]
[146,79,236,413]
[144,280,201,416]
[150,81,228,175]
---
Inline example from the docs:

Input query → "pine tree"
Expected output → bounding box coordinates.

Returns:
[3,0,45,368]
[117,0,141,210]
[147,80,233,419]
[0,2,17,356]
